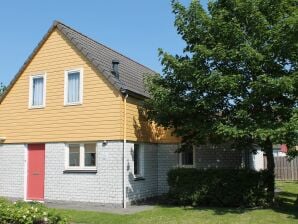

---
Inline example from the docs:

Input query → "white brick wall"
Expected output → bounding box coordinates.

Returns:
[0,144,25,199]
[157,144,179,194]
[156,145,243,195]
[45,142,123,204]
[0,142,243,204]
[126,142,158,202]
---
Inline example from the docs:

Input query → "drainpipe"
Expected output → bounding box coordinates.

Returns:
[123,92,128,209]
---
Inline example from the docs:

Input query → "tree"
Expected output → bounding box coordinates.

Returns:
[145,0,298,202]
[0,82,6,96]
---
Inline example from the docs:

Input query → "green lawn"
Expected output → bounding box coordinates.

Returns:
[57,181,298,224]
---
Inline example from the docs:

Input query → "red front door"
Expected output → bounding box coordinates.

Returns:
[27,144,45,201]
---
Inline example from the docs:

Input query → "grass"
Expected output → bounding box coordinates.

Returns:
[56,181,298,224]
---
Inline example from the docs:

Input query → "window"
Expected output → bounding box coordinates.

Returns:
[64,69,83,105]
[29,74,46,108]
[84,144,96,166]
[179,147,195,167]
[133,144,144,177]
[65,143,96,170]
[69,144,80,166]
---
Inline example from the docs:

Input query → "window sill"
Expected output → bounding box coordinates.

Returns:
[29,106,45,110]
[64,102,82,107]
[134,177,145,181]
[179,165,195,168]
[63,169,97,174]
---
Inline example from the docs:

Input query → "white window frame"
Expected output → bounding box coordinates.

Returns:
[65,143,97,170]
[28,73,46,109]
[133,143,144,178]
[64,68,83,106]
[179,146,196,168]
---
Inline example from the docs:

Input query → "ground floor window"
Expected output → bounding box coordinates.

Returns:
[65,143,96,170]
[134,143,144,178]
[179,147,195,167]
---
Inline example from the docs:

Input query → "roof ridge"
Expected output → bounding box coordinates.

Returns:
[54,21,157,74]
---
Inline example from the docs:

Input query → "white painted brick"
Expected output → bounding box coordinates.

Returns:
[126,142,158,202]
[0,144,25,198]
[0,142,242,204]
[157,144,179,194]
[45,142,123,205]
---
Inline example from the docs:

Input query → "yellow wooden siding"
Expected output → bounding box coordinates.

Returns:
[125,97,180,143]
[0,29,123,143]
[0,28,179,144]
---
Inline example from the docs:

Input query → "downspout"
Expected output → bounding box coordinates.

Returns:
[123,92,128,209]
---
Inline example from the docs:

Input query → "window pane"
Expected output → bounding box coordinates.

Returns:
[69,144,80,166]
[68,72,80,103]
[134,144,139,175]
[85,144,96,166]
[182,149,193,165]
[32,77,44,106]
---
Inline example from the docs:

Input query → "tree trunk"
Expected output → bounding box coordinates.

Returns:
[264,138,275,203]
[244,149,250,169]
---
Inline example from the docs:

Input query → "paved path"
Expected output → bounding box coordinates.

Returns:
[46,201,155,214]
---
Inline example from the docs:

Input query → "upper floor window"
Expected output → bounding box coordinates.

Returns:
[29,74,46,108]
[64,69,83,105]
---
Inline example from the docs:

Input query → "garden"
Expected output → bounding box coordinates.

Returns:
[1,178,297,224]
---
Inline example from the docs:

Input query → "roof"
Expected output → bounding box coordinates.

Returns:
[0,21,156,103]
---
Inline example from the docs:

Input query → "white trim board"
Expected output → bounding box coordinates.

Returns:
[23,144,28,201]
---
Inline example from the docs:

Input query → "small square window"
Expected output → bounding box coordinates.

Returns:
[66,143,96,171]
[182,150,193,165]
[180,147,195,167]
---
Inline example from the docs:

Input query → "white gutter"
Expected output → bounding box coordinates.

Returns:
[123,93,128,209]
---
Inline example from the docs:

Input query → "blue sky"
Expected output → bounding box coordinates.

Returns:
[0,0,208,85]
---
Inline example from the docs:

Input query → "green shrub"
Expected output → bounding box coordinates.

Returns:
[167,168,272,207]
[0,198,67,224]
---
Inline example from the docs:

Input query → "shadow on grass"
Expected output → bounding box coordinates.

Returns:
[139,182,298,219]
[183,206,247,215]
[278,192,297,198]
[271,189,298,219]
[137,195,247,215]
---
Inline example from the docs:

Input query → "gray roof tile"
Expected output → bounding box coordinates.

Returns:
[56,22,156,97]
[0,21,156,103]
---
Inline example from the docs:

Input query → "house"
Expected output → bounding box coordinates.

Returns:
[273,144,288,157]
[0,21,243,207]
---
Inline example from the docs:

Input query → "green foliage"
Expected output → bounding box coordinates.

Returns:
[145,0,298,147]
[145,0,298,201]
[167,168,273,207]
[0,198,67,224]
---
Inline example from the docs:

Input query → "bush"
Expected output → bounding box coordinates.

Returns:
[0,198,67,224]
[167,168,272,207]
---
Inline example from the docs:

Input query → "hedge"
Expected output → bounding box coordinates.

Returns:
[0,198,67,224]
[167,168,272,207]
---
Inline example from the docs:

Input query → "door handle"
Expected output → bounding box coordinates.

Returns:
[32,173,40,176]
